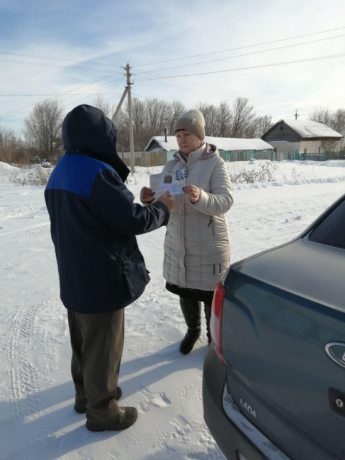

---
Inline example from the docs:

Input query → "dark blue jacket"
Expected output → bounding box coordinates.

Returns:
[45,105,169,314]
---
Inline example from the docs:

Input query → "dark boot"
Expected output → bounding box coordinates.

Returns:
[204,302,212,346]
[179,297,201,355]
[74,386,123,414]
[86,406,138,432]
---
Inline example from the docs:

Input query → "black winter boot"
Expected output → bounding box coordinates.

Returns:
[179,297,201,355]
[204,303,212,346]
[74,386,123,414]
[86,406,138,432]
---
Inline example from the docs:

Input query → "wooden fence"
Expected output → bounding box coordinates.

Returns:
[121,151,167,167]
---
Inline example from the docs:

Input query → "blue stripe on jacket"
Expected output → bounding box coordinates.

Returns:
[46,153,122,198]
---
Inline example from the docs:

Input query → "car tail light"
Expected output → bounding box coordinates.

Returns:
[210,281,228,364]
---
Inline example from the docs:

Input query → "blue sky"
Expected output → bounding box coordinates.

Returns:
[1,0,345,133]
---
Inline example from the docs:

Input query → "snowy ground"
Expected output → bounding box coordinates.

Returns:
[1,160,344,460]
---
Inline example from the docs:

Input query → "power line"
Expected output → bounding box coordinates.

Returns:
[134,33,345,75]
[137,67,345,110]
[0,92,124,97]
[136,71,291,105]
[132,25,345,67]
[134,73,292,112]
[0,57,124,75]
[134,71,345,114]
[138,52,345,80]
[0,75,124,119]
[61,81,124,113]
[0,50,124,70]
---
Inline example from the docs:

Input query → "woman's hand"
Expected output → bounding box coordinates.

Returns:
[140,186,155,203]
[183,185,200,203]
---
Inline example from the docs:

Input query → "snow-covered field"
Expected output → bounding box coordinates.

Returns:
[1,160,344,460]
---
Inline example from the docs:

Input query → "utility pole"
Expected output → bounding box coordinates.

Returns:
[112,86,128,123]
[294,110,299,120]
[259,117,262,138]
[126,63,135,175]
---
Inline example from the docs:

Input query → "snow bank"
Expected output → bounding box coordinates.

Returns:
[0,161,20,175]
[227,159,345,187]
[1,160,345,460]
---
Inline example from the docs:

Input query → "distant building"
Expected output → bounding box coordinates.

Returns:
[262,119,342,156]
[145,136,274,161]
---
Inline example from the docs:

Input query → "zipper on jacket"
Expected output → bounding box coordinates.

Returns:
[213,265,216,275]
[208,216,215,236]
[219,263,221,274]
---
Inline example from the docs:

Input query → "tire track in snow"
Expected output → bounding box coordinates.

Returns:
[0,224,50,240]
[7,305,51,454]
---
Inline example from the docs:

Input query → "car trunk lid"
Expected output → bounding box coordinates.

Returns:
[221,240,345,459]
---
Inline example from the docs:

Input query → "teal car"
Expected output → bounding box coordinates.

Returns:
[203,194,345,460]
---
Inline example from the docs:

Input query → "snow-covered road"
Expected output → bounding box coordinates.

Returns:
[1,161,344,460]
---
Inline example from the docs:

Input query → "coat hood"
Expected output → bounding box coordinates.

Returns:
[173,143,218,163]
[62,104,130,182]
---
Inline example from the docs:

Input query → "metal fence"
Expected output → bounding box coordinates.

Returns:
[219,150,345,162]
[120,150,345,167]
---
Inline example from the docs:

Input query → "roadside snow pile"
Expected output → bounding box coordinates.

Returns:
[0,161,20,175]
[227,160,345,189]
[9,165,52,186]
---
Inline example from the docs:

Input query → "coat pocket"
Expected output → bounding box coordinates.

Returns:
[122,247,150,301]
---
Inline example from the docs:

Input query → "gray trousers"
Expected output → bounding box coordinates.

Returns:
[67,308,124,421]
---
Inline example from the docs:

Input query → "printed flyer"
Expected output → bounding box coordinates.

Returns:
[149,169,185,197]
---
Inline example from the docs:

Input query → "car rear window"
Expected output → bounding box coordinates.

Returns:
[309,199,345,249]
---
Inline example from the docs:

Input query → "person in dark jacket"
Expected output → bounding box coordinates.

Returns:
[45,105,174,432]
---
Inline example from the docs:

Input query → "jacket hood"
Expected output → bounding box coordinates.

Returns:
[173,143,218,163]
[62,104,130,182]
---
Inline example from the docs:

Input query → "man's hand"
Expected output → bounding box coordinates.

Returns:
[183,185,200,203]
[140,186,154,203]
[157,191,175,212]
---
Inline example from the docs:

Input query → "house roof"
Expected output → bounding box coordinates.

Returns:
[267,119,342,139]
[145,136,274,152]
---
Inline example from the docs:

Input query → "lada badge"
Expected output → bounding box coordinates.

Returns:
[325,342,345,369]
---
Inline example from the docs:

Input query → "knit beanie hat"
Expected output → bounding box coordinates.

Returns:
[174,109,205,140]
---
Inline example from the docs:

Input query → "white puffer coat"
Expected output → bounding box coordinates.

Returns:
[163,143,233,292]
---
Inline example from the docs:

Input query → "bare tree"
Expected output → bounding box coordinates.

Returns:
[258,115,273,137]
[198,102,219,137]
[229,98,257,138]
[93,95,273,152]
[309,107,333,125]
[332,109,345,147]
[93,95,116,119]
[309,106,345,148]
[24,100,64,163]
[217,102,232,137]
[0,126,18,163]
[168,100,186,134]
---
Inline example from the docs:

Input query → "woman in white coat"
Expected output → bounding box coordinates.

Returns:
[141,109,233,354]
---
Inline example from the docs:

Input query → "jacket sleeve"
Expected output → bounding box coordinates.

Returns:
[192,158,233,216]
[89,170,170,236]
